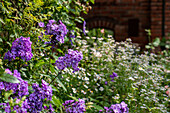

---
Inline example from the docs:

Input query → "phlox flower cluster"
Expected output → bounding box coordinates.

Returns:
[62,99,86,113]
[0,69,53,113]
[26,80,53,112]
[0,69,29,98]
[0,69,29,112]
[4,36,33,61]
[101,101,129,113]
[39,20,68,44]
[55,49,83,72]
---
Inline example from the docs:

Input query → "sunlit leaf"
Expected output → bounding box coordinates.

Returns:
[0,73,20,83]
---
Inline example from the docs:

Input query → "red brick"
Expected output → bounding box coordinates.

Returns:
[82,0,170,47]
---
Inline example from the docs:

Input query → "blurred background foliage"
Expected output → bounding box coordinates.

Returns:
[0,0,93,56]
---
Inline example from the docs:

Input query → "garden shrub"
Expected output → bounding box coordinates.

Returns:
[0,0,169,113]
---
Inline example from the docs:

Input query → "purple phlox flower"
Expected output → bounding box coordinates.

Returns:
[0,69,28,97]
[26,79,53,112]
[0,69,30,112]
[0,82,4,90]
[104,106,109,111]
[5,104,11,113]
[99,110,103,113]
[83,21,86,35]
[103,101,129,113]
[39,22,45,27]
[0,69,53,113]
[55,49,83,72]
[4,36,33,61]
[49,20,55,24]
[110,72,118,82]
[4,51,13,61]
[120,101,129,112]
[43,20,68,45]
[62,98,86,113]
[105,81,108,85]
[5,69,12,75]
[49,104,54,113]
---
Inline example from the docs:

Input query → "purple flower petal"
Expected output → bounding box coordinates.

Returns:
[39,22,44,27]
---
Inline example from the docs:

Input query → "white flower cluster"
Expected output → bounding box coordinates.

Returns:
[57,36,169,112]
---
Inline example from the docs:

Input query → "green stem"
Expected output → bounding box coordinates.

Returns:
[48,48,52,75]
[49,71,61,85]
[0,92,4,103]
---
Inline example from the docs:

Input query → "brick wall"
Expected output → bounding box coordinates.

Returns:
[150,0,162,39]
[165,1,170,38]
[82,0,170,47]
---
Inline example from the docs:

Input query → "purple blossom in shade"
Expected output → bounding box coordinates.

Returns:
[110,72,118,82]
[0,82,4,90]
[62,99,86,113]
[0,69,29,98]
[39,22,45,27]
[55,49,83,72]
[102,101,129,113]
[105,81,108,85]
[43,19,68,44]
[49,19,55,24]
[99,110,103,113]
[5,68,12,75]
[4,51,13,61]
[4,36,33,61]
[0,70,53,113]
[5,103,11,113]
[0,69,29,113]
[26,79,53,112]
[48,104,54,113]
[83,21,86,35]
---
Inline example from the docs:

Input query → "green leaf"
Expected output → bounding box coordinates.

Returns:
[145,45,150,49]
[52,54,58,60]
[7,42,12,47]
[4,90,13,100]
[145,29,151,36]
[0,18,5,24]
[92,104,104,110]
[96,96,104,99]
[0,38,2,42]
[52,95,62,108]
[0,73,20,83]
[56,78,67,92]
[52,85,59,92]
[34,60,45,68]
[75,18,82,23]
[10,34,15,38]
[165,45,169,49]
[56,49,63,54]
[153,38,160,47]
[90,0,95,4]
[20,68,27,71]
[68,0,72,3]
[67,95,78,101]
[50,64,55,73]
[64,37,69,42]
